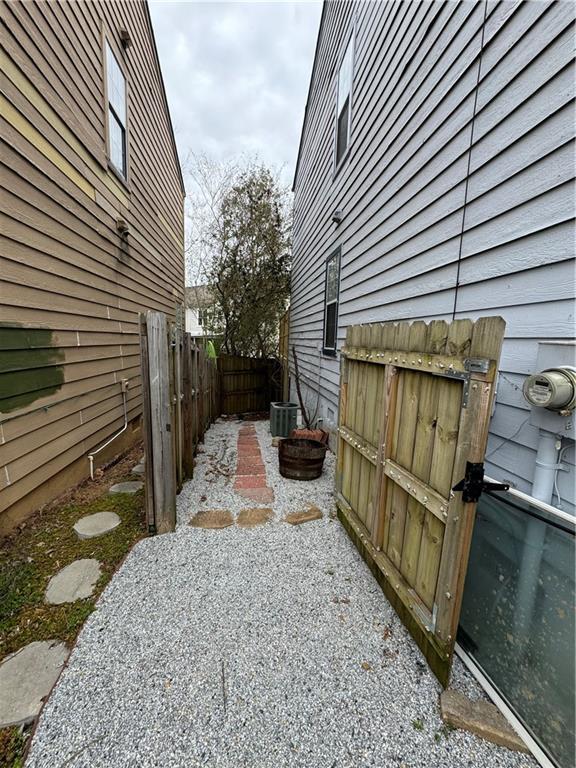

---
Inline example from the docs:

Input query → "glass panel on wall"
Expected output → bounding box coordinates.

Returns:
[459,492,575,768]
[326,255,339,304]
[106,42,126,125]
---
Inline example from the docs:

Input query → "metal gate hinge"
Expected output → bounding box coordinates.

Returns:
[452,461,509,503]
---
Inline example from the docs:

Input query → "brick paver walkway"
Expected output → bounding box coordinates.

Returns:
[233,423,274,503]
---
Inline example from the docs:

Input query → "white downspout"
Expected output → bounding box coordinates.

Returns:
[513,429,562,637]
[532,430,563,504]
[88,381,129,480]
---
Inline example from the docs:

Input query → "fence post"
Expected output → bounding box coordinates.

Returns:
[182,334,194,479]
[147,311,176,533]
[174,325,183,491]
[197,347,205,442]
[192,345,199,451]
[139,314,156,533]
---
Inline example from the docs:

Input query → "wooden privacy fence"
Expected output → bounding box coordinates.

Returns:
[336,317,505,685]
[279,309,290,401]
[140,312,219,534]
[218,354,281,415]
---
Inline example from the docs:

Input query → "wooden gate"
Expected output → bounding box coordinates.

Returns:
[140,312,219,534]
[336,317,505,685]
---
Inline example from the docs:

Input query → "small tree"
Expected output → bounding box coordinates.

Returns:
[208,166,291,357]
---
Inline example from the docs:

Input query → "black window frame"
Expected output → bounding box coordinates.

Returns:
[322,246,341,357]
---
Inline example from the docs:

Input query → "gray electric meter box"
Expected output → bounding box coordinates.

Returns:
[524,342,576,439]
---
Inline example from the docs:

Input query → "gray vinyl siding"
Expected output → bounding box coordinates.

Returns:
[290,0,575,513]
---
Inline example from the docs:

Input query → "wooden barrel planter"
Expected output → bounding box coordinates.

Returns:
[278,438,327,481]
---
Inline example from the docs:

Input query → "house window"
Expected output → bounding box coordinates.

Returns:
[105,41,127,177]
[335,36,354,167]
[323,247,340,354]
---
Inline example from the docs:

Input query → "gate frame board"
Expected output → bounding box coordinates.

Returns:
[144,311,176,534]
[139,314,156,533]
[336,316,505,686]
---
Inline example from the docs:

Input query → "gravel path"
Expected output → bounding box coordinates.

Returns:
[26,419,536,768]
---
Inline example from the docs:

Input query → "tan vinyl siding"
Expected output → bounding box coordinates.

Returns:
[0,0,185,529]
[290,0,575,512]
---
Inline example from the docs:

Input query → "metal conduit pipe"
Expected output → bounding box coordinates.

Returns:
[88,380,129,480]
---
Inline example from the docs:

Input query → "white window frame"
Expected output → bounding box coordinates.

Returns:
[334,33,354,171]
[104,39,128,179]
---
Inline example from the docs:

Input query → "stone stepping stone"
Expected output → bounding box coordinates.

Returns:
[440,690,529,753]
[284,505,323,526]
[237,507,273,528]
[45,559,101,604]
[189,509,233,529]
[109,481,143,495]
[131,463,145,476]
[74,511,121,539]
[0,640,68,727]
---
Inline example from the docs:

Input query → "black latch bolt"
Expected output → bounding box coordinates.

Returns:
[452,461,510,503]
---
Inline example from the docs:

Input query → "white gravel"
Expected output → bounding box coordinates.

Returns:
[26,419,536,768]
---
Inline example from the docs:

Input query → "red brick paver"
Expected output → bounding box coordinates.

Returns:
[234,475,268,489]
[236,487,275,503]
[233,425,274,502]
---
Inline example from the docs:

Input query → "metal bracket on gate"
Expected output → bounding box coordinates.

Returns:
[452,461,509,503]
[440,358,490,408]
[412,597,438,633]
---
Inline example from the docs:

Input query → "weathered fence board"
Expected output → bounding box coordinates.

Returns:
[181,334,195,479]
[218,355,281,415]
[336,317,505,685]
[279,309,290,400]
[146,312,176,534]
[139,315,156,533]
[139,313,218,534]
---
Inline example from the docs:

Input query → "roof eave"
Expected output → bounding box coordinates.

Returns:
[292,1,327,193]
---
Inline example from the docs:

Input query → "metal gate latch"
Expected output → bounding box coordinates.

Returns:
[452,462,509,503]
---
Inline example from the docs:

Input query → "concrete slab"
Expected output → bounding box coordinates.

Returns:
[131,464,145,476]
[440,690,529,753]
[109,481,143,495]
[45,559,101,604]
[0,641,69,727]
[74,510,121,539]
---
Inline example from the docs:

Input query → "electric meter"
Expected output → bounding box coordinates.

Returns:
[523,367,576,412]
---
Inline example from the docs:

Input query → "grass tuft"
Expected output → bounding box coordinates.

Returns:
[0,726,27,768]
[1,491,145,657]
[0,467,146,766]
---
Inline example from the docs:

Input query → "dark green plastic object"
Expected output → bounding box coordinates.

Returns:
[270,402,298,438]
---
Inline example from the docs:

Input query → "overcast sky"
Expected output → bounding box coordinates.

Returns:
[149,1,323,186]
